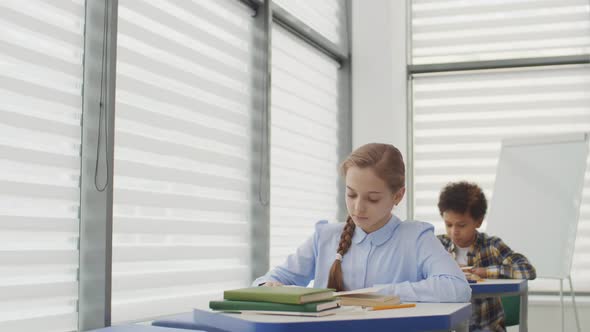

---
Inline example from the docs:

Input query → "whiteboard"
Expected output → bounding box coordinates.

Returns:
[486,134,589,279]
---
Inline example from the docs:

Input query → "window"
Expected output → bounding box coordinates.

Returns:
[410,0,590,292]
[270,24,344,268]
[0,0,352,328]
[411,0,590,64]
[0,1,85,331]
[112,0,261,322]
[273,0,348,48]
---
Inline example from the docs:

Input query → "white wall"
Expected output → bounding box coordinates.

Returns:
[351,0,408,219]
[351,1,590,331]
[508,296,590,332]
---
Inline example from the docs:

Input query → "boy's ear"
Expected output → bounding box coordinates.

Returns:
[394,187,406,205]
[475,218,484,228]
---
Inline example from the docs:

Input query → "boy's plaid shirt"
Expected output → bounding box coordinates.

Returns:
[437,232,536,332]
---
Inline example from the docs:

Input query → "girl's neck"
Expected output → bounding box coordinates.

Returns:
[361,213,392,233]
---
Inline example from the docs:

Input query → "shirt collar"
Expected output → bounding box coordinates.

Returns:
[449,231,482,257]
[352,214,401,246]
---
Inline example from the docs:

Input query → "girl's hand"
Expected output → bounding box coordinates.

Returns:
[470,267,487,278]
[262,281,284,287]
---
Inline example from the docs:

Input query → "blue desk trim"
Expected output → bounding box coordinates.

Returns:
[151,313,212,331]
[152,306,471,332]
[470,279,526,295]
[192,307,472,332]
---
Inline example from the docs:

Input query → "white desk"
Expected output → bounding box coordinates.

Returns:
[470,279,528,332]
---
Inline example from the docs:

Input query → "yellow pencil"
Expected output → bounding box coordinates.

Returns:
[369,303,416,311]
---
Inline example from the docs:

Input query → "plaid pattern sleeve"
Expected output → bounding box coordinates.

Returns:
[482,236,537,280]
[436,234,452,249]
[437,232,536,331]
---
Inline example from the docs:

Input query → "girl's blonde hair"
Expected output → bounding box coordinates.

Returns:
[327,143,405,291]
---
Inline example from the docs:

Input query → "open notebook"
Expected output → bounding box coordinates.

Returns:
[335,287,400,307]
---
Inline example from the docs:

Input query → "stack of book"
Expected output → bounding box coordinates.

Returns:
[210,286,340,317]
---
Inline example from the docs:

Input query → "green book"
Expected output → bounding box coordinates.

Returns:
[223,286,335,304]
[209,299,340,313]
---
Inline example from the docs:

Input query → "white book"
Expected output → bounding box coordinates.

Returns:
[238,309,338,317]
[333,286,384,296]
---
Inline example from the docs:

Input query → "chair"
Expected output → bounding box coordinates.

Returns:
[501,295,520,327]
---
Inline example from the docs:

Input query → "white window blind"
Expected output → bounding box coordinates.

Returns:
[0,1,84,331]
[113,0,260,322]
[411,0,590,64]
[270,25,342,268]
[412,65,590,291]
[273,0,347,47]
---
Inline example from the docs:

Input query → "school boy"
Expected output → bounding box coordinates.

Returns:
[437,181,536,331]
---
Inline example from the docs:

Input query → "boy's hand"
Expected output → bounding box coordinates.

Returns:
[262,281,284,287]
[459,265,472,272]
[470,267,487,278]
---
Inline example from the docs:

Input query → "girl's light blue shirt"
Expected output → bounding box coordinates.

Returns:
[253,215,471,303]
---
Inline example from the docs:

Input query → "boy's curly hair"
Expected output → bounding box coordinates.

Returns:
[438,181,487,221]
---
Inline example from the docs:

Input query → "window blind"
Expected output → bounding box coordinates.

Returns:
[112,0,261,322]
[412,65,590,291]
[273,0,347,47]
[411,0,590,64]
[0,1,84,331]
[270,25,342,268]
